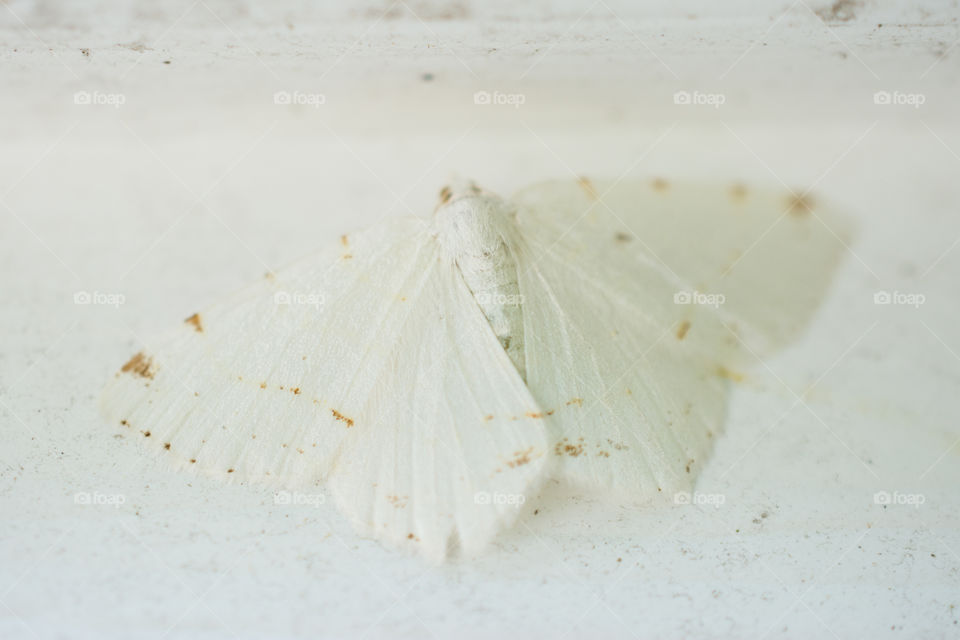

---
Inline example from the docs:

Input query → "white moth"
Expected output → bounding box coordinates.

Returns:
[101,177,847,561]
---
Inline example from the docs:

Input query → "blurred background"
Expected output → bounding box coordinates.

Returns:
[1,1,958,638]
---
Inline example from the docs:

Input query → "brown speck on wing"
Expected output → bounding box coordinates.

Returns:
[553,438,584,457]
[676,321,691,340]
[716,366,744,382]
[786,193,814,216]
[120,352,155,379]
[331,409,354,427]
[506,447,536,468]
[184,313,203,333]
[577,176,597,198]
[525,410,553,419]
[652,177,669,192]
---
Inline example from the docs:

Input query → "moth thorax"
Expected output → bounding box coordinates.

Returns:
[435,195,526,381]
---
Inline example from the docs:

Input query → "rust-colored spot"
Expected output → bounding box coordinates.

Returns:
[439,185,452,204]
[578,176,597,198]
[227,468,235,473]
[730,183,748,201]
[120,419,129,427]
[553,438,584,457]
[387,495,408,508]
[506,447,535,468]
[121,352,155,379]
[185,313,203,333]
[189,458,197,464]
[143,431,151,437]
[292,387,300,395]
[484,414,494,422]
[676,321,691,340]
[786,193,814,216]
[340,234,349,247]
[260,381,267,389]
[297,448,304,454]
[566,397,583,407]
[614,231,632,243]
[606,438,629,451]
[525,411,553,419]
[597,451,610,457]
[331,409,354,427]
[652,177,669,192]
[717,366,745,382]
[163,442,171,450]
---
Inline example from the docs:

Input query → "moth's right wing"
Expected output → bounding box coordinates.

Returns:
[101,215,547,560]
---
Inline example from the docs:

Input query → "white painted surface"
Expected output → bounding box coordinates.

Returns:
[1,1,958,638]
